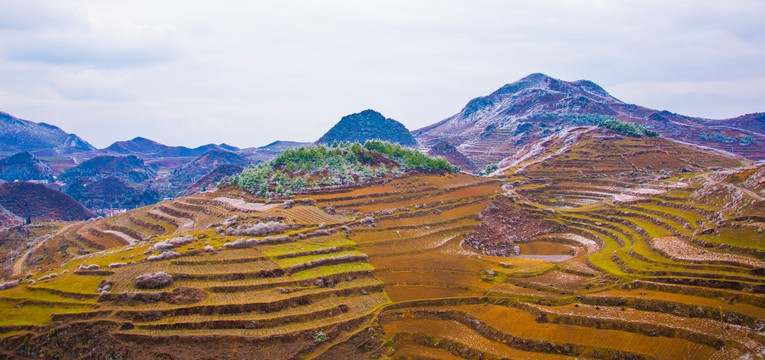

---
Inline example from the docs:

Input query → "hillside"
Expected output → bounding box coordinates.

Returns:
[0,148,762,358]
[183,164,245,196]
[0,204,23,228]
[427,140,478,173]
[224,141,456,198]
[66,177,161,211]
[0,111,94,156]
[466,126,747,255]
[169,149,250,192]
[0,182,94,222]
[414,73,765,167]
[57,156,159,211]
[0,152,54,182]
[238,140,312,164]
[317,110,418,146]
[58,155,157,184]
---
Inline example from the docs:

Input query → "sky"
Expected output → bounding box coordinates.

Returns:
[0,1,763,149]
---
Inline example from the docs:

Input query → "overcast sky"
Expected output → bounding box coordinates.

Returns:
[0,1,763,149]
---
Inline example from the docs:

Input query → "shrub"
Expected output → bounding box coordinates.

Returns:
[147,251,179,261]
[38,273,58,281]
[78,264,100,271]
[314,329,327,343]
[133,272,173,289]
[599,119,658,137]
[0,280,20,290]
[153,235,196,250]
[225,221,288,236]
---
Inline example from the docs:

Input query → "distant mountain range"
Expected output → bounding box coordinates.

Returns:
[414,73,764,166]
[104,137,239,158]
[0,73,762,216]
[0,111,94,156]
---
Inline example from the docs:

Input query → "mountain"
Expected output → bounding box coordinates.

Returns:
[0,152,54,182]
[66,176,160,210]
[104,137,239,158]
[57,155,159,210]
[427,140,478,173]
[58,155,157,184]
[0,111,95,156]
[258,140,311,154]
[169,149,250,192]
[238,140,312,164]
[0,182,94,221]
[414,73,765,167]
[182,163,244,196]
[317,109,418,146]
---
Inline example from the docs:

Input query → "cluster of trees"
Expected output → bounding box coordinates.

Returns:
[479,163,498,176]
[534,112,660,138]
[534,111,616,126]
[222,141,458,198]
[699,131,752,145]
[598,119,659,138]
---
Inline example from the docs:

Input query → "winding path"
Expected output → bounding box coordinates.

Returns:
[11,223,78,276]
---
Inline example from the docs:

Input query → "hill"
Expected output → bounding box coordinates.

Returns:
[414,73,765,167]
[58,155,156,184]
[182,164,244,196]
[465,126,747,255]
[169,149,250,192]
[427,140,478,173]
[104,137,239,158]
[0,182,94,222]
[0,111,94,156]
[317,109,418,146]
[238,140,312,164]
[224,141,457,198]
[66,177,160,211]
[0,152,54,182]
[58,156,159,211]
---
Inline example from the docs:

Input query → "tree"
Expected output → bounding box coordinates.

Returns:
[290,176,307,193]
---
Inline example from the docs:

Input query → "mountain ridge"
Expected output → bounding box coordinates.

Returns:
[0,111,95,156]
[414,73,764,167]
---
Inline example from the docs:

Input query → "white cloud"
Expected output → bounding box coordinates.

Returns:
[0,0,762,148]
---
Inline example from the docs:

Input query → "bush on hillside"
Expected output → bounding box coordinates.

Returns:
[133,272,173,289]
[598,119,659,138]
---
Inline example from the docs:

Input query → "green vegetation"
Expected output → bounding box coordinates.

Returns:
[598,119,659,138]
[535,111,617,126]
[479,163,498,176]
[533,112,659,137]
[222,141,458,198]
[313,329,327,343]
[700,132,736,143]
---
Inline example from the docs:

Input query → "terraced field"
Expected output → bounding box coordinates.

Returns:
[1,133,764,359]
